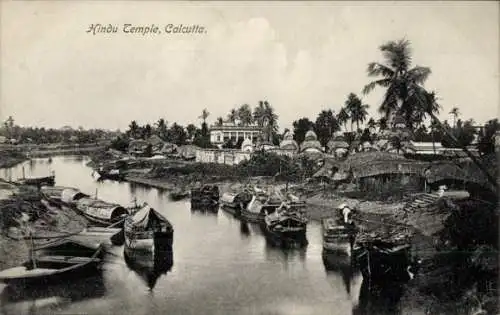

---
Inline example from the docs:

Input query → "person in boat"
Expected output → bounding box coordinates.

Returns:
[337,203,355,226]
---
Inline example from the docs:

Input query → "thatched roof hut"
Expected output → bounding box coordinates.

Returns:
[352,160,429,179]
[424,156,497,197]
[128,139,149,154]
[300,130,323,153]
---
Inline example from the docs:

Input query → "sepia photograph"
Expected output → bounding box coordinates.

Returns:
[0,1,498,314]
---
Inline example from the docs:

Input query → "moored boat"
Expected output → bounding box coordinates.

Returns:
[124,204,174,261]
[0,239,104,286]
[261,206,308,248]
[75,197,129,226]
[170,189,190,201]
[353,241,414,283]
[17,175,55,187]
[321,217,356,256]
[190,184,219,208]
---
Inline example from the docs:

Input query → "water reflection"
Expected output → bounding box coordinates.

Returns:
[352,280,405,315]
[0,273,106,315]
[0,156,357,315]
[124,248,174,291]
[264,242,307,265]
[322,250,355,297]
[240,222,251,237]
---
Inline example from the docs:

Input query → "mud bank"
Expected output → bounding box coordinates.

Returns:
[0,181,87,270]
[0,151,27,169]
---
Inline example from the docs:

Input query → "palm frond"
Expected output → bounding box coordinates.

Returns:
[366,62,395,78]
[407,66,432,84]
[380,39,412,73]
[362,79,391,95]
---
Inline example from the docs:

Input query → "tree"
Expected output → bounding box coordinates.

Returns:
[227,109,238,124]
[362,38,440,130]
[344,93,366,132]
[127,120,140,139]
[237,104,253,126]
[367,118,377,130]
[292,118,314,144]
[389,136,403,154]
[186,124,198,141]
[167,123,187,145]
[215,117,224,126]
[449,107,460,128]
[142,124,153,139]
[199,109,210,125]
[314,110,339,147]
[378,117,388,131]
[337,107,350,133]
[344,93,369,132]
[155,119,168,140]
[253,100,278,142]
[477,119,499,155]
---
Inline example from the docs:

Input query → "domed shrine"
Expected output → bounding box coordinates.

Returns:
[300,130,323,153]
[241,137,254,152]
[279,131,299,152]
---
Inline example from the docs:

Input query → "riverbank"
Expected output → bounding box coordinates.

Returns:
[0,180,88,271]
[0,150,27,169]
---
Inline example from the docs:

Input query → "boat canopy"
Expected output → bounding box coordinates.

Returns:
[61,188,88,203]
[128,205,169,229]
[76,197,127,220]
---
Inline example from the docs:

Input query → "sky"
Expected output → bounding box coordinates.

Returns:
[1,1,498,131]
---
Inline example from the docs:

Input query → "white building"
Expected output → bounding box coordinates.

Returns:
[209,122,263,146]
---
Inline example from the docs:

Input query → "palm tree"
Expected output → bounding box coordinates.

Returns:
[350,97,370,131]
[253,101,266,127]
[237,104,253,126]
[216,116,224,126]
[337,107,350,133]
[155,118,168,140]
[199,109,210,124]
[362,39,439,130]
[449,107,460,128]
[253,100,278,142]
[344,93,366,132]
[227,109,238,124]
[127,120,140,139]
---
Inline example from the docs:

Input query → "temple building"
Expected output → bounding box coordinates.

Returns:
[326,134,349,158]
[300,130,323,153]
[279,131,299,153]
[209,122,263,147]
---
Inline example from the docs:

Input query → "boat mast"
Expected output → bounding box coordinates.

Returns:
[29,230,37,269]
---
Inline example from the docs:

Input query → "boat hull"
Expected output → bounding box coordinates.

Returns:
[0,243,103,287]
[261,224,308,248]
[353,244,412,283]
[18,175,55,187]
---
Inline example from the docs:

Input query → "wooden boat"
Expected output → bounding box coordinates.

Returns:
[241,194,281,223]
[321,217,356,256]
[169,189,190,201]
[0,239,104,286]
[95,168,125,181]
[75,197,129,226]
[261,207,308,248]
[124,204,174,260]
[353,241,413,283]
[17,175,55,187]
[190,185,219,208]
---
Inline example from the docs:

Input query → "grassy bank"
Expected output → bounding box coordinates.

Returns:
[0,150,27,168]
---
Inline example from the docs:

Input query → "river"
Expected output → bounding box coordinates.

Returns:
[0,156,372,315]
